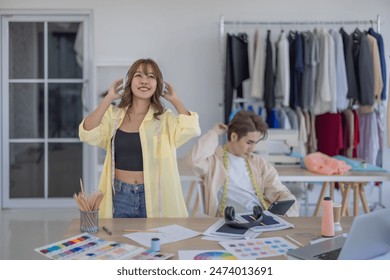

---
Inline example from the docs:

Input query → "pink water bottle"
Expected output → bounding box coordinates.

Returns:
[321,197,335,237]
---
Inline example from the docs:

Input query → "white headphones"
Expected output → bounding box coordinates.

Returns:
[115,74,166,96]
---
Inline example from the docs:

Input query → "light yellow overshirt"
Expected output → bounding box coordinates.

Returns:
[79,105,201,218]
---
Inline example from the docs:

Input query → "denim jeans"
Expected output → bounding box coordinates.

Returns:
[113,178,147,218]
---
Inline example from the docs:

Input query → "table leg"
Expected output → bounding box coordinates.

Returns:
[353,183,359,216]
[341,183,350,216]
[358,183,370,214]
[313,182,328,216]
[330,182,335,201]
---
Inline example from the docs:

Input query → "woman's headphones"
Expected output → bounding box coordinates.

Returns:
[116,73,166,96]
[224,205,264,229]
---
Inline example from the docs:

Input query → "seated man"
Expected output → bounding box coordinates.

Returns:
[185,110,299,217]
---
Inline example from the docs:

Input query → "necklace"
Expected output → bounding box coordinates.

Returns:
[219,145,268,215]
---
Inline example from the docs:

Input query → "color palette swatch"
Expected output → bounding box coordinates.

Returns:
[131,250,174,260]
[178,250,238,260]
[35,233,144,260]
[219,237,297,259]
[194,251,237,260]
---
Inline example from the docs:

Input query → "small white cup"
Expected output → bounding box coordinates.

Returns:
[333,202,342,232]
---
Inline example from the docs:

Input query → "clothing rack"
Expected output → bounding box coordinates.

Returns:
[219,14,381,53]
[220,14,381,34]
[218,15,383,89]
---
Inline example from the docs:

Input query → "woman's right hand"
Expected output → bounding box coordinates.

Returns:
[107,79,124,100]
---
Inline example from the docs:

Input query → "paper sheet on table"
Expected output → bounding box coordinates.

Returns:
[123,224,201,247]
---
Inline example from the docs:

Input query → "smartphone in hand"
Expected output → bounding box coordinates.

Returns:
[267,199,295,215]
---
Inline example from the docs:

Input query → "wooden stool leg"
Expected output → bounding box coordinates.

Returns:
[330,182,335,201]
[313,182,328,216]
[341,183,350,216]
[353,183,359,216]
[359,183,370,214]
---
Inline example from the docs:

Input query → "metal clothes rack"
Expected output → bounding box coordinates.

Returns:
[220,14,381,35]
[219,14,381,54]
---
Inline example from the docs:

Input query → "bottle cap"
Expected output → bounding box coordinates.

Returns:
[324,197,331,201]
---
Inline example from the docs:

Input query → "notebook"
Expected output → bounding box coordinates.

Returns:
[287,208,390,260]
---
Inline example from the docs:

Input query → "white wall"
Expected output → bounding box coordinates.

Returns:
[2,0,390,207]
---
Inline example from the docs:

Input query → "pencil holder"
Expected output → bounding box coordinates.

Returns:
[80,210,99,233]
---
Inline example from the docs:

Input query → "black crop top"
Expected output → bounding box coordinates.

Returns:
[114,129,143,171]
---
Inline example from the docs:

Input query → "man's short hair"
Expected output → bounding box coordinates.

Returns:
[227,110,268,141]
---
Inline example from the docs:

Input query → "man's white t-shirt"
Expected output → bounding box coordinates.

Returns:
[217,152,261,213]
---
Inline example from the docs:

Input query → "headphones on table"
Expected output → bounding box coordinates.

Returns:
[224,205,264,229]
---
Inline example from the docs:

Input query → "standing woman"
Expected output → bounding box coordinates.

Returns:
[79,58,201,218]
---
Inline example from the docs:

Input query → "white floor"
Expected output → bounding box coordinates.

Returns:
[0,182,386,260]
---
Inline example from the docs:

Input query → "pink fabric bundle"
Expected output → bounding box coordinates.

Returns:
[304,152,351,175]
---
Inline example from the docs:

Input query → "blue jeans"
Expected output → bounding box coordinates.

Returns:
[113,178,147,218]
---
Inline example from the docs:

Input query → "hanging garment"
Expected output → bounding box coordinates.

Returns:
[284,107,299,130]
[224,33,250,123]
[342,109,355,158]
[315,112,343,156]
[301,30,319,111]
[313,28,337,115]
[357,111,379,165]
[274,30,290,107]
[340,28,359,103]
[368,28,387,100]
[351,28,374,106]
[288,31,304,110]
[296,107,308,157]
[288,31,297,109]
[266,108,280,128]
[264,30,275,110]
[375,103,385,167]
[351,109,360,157]
[329,29,349,112]
[360,33,383,114]
[250,29,265,99]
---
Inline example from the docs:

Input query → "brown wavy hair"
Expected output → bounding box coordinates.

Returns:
[227,110,268,141]
[118,58,165,119]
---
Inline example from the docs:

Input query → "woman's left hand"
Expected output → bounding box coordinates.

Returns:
[161,81,177,102]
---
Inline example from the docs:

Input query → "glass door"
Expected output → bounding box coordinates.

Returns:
[1,13,92,208]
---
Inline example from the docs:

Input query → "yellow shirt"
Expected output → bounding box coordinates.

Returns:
[79,105,201,218]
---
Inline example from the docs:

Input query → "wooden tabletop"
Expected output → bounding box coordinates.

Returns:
[66,216,354,260]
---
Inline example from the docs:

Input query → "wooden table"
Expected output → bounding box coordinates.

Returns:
[66,216,354,260]
[276,165,390,216]
[179,162,390,217]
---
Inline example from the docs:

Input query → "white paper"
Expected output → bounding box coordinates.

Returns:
[123,224,201,247]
